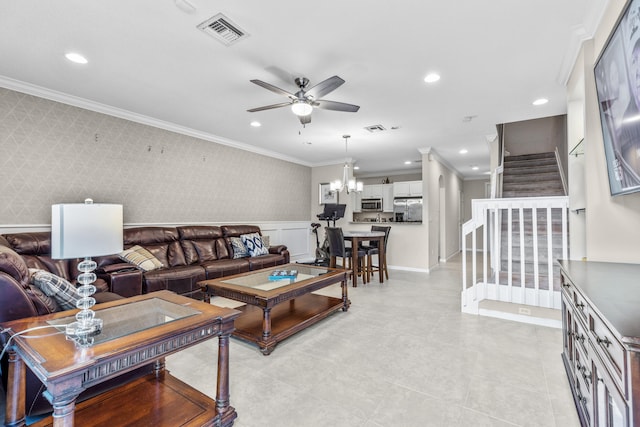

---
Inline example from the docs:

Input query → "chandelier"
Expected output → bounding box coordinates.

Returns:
[330,135,363,194]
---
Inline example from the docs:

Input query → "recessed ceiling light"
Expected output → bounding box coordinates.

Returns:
[533,98,548,106]
[65,52,88,64]
[459,149,468,154]
[424,73,440,83]
[250,121,261,127]
[471,166,479,171]
[404,161,412,165]
[354,166,360,170]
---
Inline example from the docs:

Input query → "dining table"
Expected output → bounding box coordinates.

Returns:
[342,230,386,286]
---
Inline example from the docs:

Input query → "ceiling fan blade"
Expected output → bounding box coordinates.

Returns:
[247,102,292,113]
[250,80,296,99]
[305,76,345,100]
[313,99,360,113]
[298,114,312,125]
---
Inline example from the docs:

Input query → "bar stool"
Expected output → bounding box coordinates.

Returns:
[325,227,367,285]
[361,225,390,281]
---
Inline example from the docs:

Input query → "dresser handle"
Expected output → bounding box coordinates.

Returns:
[579,365,592,385]
[577,334,586,344]
[562,283,571,288]
[597,336,612,348]
[576,302,585,311]
[577,393,587,405]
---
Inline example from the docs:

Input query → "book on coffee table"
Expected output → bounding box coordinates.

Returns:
[268,269,298,280]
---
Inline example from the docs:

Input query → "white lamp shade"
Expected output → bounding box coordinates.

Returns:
[51,203,123,259]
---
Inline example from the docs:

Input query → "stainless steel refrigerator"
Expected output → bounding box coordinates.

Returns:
[393,197,423,222]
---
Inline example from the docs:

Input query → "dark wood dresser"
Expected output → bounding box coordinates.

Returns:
[558,260,640,427]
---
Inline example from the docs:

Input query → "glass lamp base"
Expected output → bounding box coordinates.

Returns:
[65,318,103,347]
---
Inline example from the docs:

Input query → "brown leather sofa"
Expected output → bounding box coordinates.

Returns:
[95,225,289,300]
[0,224,287,418]
[0,234,151,418]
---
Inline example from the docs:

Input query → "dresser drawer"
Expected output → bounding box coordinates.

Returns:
[589,313,627,397]
[573,316,589,358]
[560,273,573,299]
[573,344,594,426]
[572,289,589,323]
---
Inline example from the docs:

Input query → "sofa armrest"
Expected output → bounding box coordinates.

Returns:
[98,262,136,274]
[268,246,289,264]
[268,245,287,255]
[98,266,143,298]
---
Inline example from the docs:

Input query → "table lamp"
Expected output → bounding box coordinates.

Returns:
[51,199,123,347]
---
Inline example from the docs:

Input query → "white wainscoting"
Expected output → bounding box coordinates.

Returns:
[0,221,314,261]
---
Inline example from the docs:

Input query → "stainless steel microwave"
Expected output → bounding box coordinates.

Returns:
[361,198,383,211]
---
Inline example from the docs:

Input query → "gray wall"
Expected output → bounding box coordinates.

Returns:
[0,88,311,225]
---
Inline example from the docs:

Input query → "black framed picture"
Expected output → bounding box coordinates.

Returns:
[594,0,640,195]
[319,183,338,205]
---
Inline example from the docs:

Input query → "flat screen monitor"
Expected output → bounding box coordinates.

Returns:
[594,0,640,195]
[320,203,346,219]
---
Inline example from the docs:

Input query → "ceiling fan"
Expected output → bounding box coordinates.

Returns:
[247,75,360,125]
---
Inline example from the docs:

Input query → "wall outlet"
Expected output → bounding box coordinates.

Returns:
[518,307,531,315]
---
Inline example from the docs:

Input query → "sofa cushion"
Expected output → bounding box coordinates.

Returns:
[229,237,249,259]
[0,245,30,287]
[247,253,287,270]
[25,284,60,313]
[141,264,206,295]
[31,270,80,310]
[241,233,269,257]
[119,245,163,272]
[201,258,250,279]
[3,232,51,255]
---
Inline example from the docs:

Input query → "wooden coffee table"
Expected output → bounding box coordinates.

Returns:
[2,291,240,427]
[200,264,349,355]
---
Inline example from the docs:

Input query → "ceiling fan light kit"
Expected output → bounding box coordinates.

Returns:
[291,100,313,116]
[248,75,359,125]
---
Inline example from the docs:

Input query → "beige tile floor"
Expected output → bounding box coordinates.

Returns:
[166,255,581,427]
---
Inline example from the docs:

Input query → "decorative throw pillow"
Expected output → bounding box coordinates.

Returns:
[119,245,163,271]
[229,237,249,259]
[241,233,269,257]
[31,270,81,311]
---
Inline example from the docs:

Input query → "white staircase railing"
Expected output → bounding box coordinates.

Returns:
[461,196,569,315]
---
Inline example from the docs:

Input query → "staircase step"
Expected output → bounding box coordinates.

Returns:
[503,189,565,197]
[497,269,562,291]
[504,152,556,162]
[503,171,562,183]
[503,181,564,191]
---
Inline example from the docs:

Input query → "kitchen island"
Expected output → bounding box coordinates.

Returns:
[343,222,429,273]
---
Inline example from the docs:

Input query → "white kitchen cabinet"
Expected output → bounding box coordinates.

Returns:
[362,184,382,199]
[382,184,394,212]
[393,180,422,197]
[352,191,362,213]
[409,181,422,196]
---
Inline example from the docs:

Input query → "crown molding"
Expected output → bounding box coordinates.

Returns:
[557,0,608,86]
[418,147,464,180]
[0,76,314,167]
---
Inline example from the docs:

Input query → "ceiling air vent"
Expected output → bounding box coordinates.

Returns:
[364,124,386,133]
[197,13,249,46]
